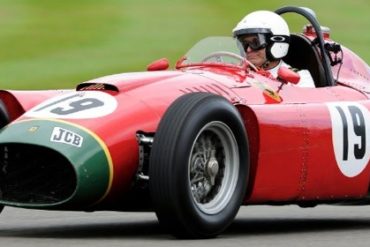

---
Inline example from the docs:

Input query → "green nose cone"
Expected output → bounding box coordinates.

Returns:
[0,119,113,209]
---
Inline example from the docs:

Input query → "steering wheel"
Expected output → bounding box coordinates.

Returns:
[201,51,257,71]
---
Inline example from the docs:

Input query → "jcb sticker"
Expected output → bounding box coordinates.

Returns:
[327,102,370,177]
[50,127,83,148]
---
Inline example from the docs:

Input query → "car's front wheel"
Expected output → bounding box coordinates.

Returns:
[149,93,249,239]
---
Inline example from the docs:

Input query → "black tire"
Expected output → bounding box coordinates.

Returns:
[0,99,9,213]
[0,99,9,128]
[149,93,249,239]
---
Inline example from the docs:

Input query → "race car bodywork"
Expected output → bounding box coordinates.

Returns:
[0,6,369,238]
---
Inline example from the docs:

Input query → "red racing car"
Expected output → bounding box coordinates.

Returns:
[0,6,369,239]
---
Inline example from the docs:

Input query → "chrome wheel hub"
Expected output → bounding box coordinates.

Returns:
[189,121,239,215]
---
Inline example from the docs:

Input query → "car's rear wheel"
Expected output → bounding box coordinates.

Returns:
[0,99,9,213]
[0,99,9,129]
[149,93,249,239]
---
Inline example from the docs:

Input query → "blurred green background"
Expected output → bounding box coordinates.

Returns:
[0,0,369,89]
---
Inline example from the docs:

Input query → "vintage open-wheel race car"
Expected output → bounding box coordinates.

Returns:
[0,6,369,238]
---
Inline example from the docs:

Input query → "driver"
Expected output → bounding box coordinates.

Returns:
[233,10,314,87]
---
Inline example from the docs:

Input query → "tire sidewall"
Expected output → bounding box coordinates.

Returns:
[0,99,9,214]
[170,95,248,235]
[0,100,9,129]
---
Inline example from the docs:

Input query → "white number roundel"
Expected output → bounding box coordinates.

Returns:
[327,102,370,177]
[25,91,118,119]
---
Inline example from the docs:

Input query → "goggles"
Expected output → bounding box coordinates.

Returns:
[240,33,268,51]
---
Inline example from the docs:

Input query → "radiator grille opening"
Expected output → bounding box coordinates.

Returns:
[0,144,77,205]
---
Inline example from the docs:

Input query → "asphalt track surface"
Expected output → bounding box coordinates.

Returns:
[0,205,369,247]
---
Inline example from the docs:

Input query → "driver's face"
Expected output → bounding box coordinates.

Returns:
[241,35,267,68]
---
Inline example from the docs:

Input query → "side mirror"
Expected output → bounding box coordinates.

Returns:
[277,66,300,84]
[147,58,169,71]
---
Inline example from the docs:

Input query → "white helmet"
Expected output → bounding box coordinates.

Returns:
[233,10,290,60]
